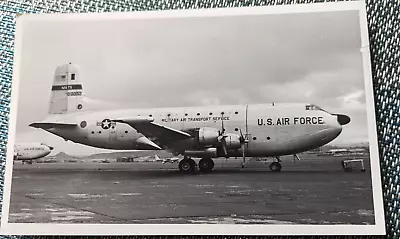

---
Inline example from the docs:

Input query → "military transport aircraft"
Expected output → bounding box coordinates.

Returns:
[28,63,351,173]
[13,142,54,164]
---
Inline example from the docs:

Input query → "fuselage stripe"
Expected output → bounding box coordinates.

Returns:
[52,84,83,91]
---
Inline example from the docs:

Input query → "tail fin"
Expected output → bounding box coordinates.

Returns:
[48,63,85,115]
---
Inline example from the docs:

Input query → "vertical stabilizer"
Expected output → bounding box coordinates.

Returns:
[49,63,84,114]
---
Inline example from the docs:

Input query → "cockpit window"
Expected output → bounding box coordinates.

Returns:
[305,104,321,111]
[306,104,332,114]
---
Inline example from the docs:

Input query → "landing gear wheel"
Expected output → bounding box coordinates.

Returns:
[179,158,196,173]
[199,158,214,173]
[269,162,282,172]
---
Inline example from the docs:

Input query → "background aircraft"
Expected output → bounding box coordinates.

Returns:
[13,142,54,164]
[29,63,350,173]
[154,155,180,164]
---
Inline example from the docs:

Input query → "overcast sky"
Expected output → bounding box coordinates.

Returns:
[13,9,371,156]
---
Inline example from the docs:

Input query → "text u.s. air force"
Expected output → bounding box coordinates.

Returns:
[258,116,324,126]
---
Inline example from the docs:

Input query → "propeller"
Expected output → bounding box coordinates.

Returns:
[239,106,249,167]
[218,107,249,163]
[218,112,228,158]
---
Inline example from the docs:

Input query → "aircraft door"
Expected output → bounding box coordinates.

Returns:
[247,104,277,154]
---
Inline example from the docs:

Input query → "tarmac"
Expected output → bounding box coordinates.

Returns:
[8,155,375,225]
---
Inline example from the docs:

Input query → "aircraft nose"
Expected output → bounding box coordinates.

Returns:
[335,114,351,126]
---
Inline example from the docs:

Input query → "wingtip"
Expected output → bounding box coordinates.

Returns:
[136,136,162,150]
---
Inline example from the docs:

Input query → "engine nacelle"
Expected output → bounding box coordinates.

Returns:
[224,133,242,150]
[184,148,217,158]
[197,127,220,146]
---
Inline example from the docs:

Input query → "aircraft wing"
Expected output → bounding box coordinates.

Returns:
[113,117,192,148]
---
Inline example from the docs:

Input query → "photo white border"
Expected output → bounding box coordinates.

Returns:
[0,0,386,235]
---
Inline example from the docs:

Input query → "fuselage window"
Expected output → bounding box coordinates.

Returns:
[197,113,200,116]
[80,121,87,128]
[253,137,257,140]
[167,113,171,117]
[71,73,76,80]
[185,113,188,116]
[98,131,102,134]
[209,112,213,115]
[125,131,128,134]
[235,111,238,114]
[267,137,271,140]
[149,114,152,117]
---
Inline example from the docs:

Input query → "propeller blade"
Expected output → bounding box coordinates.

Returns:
[239,129,244,144]
[245,105,248,137]
[239,128,249,144]
[221,116,225,134]
[221,137,228,157]
[241,143,246,168]
[242,143,245,161]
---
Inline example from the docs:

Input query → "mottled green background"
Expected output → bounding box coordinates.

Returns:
[0,0,398,238]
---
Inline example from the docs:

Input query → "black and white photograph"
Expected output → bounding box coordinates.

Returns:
[2,1,386,235]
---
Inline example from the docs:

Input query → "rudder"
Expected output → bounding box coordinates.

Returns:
[48,62,85,114]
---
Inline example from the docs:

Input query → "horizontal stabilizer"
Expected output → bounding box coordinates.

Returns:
[29,122,77,129]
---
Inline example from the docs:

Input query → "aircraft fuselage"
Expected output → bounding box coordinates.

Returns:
[37,103,347,158]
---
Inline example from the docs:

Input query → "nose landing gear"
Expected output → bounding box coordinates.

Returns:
[269,157,282,172]
[269,162,282,172]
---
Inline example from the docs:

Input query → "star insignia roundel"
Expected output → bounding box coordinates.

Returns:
[101,119,112,130]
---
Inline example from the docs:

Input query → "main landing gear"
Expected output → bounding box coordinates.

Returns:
[178,156,196,173]
[198,157,214,173]
[178,156,215,174]
[241,156,283,172]
[178,155,285,173]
